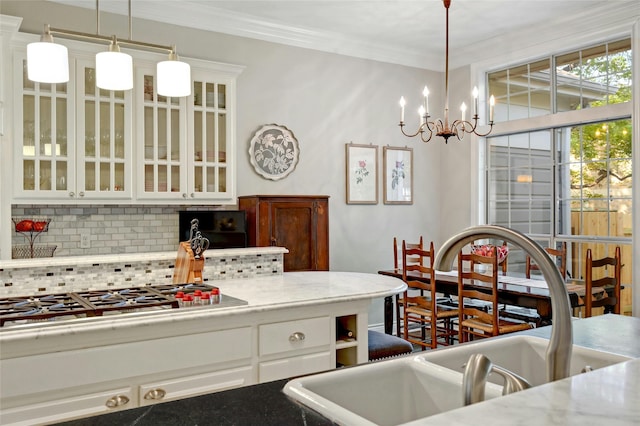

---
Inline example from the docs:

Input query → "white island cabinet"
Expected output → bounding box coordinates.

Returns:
[0,271,405,425]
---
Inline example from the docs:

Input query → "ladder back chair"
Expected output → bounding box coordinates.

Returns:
[526,242,567,280]
[584,246,622,317]
[402,241,457,350]
[457,248,532,343]
[393,236,423,337]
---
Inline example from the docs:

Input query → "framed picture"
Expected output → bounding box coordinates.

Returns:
[383,146,413,205]
[249,124,300,181]
[345,143,378,204]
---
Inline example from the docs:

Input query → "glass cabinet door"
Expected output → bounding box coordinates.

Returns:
[139,70,186,198]
[192,77,229,197]
[76,61,131,199]
[16,57,73,198]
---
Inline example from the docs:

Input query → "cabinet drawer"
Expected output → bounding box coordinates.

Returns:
[0,387,133,426]
[139,366,253,407]
[1,327,252,399]
[259,351,331,383]
[259,316,330,356]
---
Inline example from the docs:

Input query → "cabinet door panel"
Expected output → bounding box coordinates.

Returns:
[138,366,253,407]
[271,202,316,271]
[259,351,331,383]
[0,387,133,426]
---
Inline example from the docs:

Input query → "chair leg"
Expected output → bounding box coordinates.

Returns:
[395,294,401,336]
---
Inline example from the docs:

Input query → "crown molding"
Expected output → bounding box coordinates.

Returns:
[47,1,640,71]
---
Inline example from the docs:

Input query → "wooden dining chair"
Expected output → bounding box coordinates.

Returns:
[402,241,458,350]
[393,236,423,337]
[526,242,567,280]
[584,246,622,317]
[457,248,532,343]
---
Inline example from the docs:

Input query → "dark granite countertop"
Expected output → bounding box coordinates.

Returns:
[57,378,335,426]
[57,315,639,426]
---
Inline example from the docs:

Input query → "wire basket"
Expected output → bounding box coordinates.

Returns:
[12,244,57,259]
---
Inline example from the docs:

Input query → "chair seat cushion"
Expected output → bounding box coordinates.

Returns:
[368,330,413,361]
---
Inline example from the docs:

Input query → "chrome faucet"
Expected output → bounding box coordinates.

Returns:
[463,353,532,405]
[434,225,573,384]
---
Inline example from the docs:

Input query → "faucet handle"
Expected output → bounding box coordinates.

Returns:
[491,364,532,395]
[463,353,533,406]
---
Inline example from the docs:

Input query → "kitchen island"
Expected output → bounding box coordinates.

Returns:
[54,315,640,425]
[0,271,405,425]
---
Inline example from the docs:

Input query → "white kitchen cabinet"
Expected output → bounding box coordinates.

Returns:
[0,327,253,425]
[258,316,332,382]
[135,63,240,203]
[12,51,133,202]
[8,32,242,205]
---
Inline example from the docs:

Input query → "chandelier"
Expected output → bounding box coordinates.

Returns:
[27,0,190,97]
[399,0,494,143]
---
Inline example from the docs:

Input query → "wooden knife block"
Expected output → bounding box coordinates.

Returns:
[173,241,204,284]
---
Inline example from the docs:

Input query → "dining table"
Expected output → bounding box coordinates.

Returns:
[378,268,606,332]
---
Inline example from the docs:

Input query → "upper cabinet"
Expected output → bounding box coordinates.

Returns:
[136,66,236,202]
[10,38,243,205]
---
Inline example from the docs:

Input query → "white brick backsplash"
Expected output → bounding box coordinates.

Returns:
[10,204,235,258]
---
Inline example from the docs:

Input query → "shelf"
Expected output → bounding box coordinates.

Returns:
[336,339,357,350]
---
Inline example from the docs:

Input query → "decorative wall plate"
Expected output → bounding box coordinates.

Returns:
[248,124,300,180]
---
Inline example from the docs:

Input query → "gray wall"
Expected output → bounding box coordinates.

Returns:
[0,1,477,326]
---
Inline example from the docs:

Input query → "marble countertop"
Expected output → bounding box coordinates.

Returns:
[0,271,406,340]
[56,315,640,426]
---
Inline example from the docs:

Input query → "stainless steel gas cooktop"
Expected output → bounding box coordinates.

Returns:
[0,283,247,328]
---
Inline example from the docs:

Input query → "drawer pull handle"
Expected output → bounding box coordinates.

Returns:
[105,395,130,408]
[144,388,167,400]
[289,331,306,342]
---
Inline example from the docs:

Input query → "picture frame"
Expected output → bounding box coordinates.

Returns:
[383,146,413,205]
[345,143,378,204]
[248,124,300,181]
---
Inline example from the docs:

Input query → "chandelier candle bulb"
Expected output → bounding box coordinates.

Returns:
[461,102,467,122]
[489,95,496,122]
[399,97,406,122]
[419,106,426,125]
[472,87,479,115]
[423,86,430,114]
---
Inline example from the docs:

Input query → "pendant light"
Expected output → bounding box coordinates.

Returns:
[96,37,133,91]
[26,0,190,97]
[157,48,191,97]
[27,25,69,84]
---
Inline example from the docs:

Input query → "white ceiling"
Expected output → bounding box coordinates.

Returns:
[48,0,639,70]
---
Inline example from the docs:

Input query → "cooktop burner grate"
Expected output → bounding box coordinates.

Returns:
[0,283,243,327]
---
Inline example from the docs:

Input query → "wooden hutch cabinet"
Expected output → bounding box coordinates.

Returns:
[238,195,329,271]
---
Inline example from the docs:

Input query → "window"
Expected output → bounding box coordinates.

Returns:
[485,39,632,314]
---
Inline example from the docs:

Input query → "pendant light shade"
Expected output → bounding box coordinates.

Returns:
[157,52,191,97]
[96,47,133,91]
[27,29,69,84]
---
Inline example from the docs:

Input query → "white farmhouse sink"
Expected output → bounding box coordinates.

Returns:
[283,355,502,426]
[423,335,633,387]
[284,335,633,425]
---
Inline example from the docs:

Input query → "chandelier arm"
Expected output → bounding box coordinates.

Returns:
[399,123,426,139]
[473,123,495,137]
[420,127,435,143]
